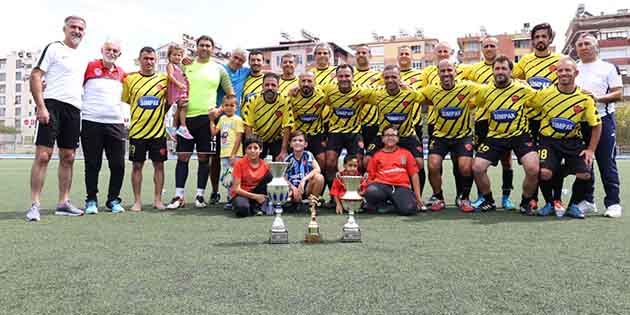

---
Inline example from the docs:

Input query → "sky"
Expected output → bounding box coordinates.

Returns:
[1,0,627,71]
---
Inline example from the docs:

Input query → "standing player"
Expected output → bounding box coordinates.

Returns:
[279,53,299,95]
[242,50,265,104]
[123,47,169,211]
[353,45,383,168]
[311,42,337,86]
[512,23,564,208]
[289,71,327,171]
[529,57,601,218]
[466,37,515,210]
[472,56,539,214]
[243,72,294,160]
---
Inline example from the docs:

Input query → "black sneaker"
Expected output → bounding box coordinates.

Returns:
[195,195,208,208]
[210,192,220,204]
[520,199,537,216]
[476,199,496,212]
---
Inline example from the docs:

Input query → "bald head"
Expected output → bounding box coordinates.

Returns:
[435,42,451,61]
[298,71,315,96]
[556,56,579,89]
[438,59,456,89]
[480,37,498,62]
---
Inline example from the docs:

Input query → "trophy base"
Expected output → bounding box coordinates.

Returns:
[304,233,322,243]
[341,228,361,242]
[270,230,289,244]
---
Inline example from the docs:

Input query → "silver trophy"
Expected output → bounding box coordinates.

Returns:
[340,175,362,242]
[268,161,290,244]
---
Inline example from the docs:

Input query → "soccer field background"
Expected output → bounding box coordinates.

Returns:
[1,159,629,314]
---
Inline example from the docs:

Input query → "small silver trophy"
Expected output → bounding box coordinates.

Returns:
[340,175,362,242]
[268,161,290,244]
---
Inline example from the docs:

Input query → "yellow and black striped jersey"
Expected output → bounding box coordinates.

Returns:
[242,73,264,104]
[289,88,327,136]
[529,85,601,139]
[321,83,371,134]
[475,81,538,139]
[279,76,299,96]
[417,81,482,139]
[513,52,563,120]
[421,64,468,125]
[464,61,494,120]
[399,68,424,126]
[354,68,383,127]
[367,87,419,137]
[312,66,337,86]
[121,72,168,139]
[243,94,294,142]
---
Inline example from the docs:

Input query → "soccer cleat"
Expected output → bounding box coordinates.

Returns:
[26,203,41,222]
[566,204,585,219]
[431,200,446,212]
[55,201,84,217]
[210,192,220,204]
[553,200,566,216]
[520,200,537,216]
[176,126,194,140]
[537,202,554,217]
[577,200,598,214]
[604,204,623,218]
[426,196,439,207]
[501,196,515,210]
[471,196,485,209]
[166,196,185,209]
[223,202,233,211]
[459,199,475,213]
[476,199,496,212]
[166,127,178,141]
[109,200,125,214]
[455,195,462,208]
[195,195,208,208]
[85,200,98,215]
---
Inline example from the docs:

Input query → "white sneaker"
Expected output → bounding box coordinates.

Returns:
[26,203,41,222]
[604,204,623,218]
[166,196,185,209]
[577,200,598,214]
[54,201,84,216]
[194,195,207,208]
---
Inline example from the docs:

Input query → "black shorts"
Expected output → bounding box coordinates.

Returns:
[262,138,283,159]
[428,136,474,158]
[476,134,536,165]
[361,125,379,151]
[327,133,360,155]
[474,120,489,150]
[539,136,589,175]
[529,119,541,145]
[176,115,214,154]
[368,136,422,158]
[129,138,168,162]
[35,99,81,149]
[306,133,326,156]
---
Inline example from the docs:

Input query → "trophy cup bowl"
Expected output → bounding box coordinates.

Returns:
[305,194,322,243]
[340,176,363,242]
[268,162,290,244]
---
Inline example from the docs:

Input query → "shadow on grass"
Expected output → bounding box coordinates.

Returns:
[213,239,357,247]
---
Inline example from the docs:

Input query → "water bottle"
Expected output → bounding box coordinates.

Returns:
[338,149,347,171]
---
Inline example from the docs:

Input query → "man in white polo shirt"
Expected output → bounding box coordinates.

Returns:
[81,39,127,215]
[570,33,624,218]
[26,16,88,221]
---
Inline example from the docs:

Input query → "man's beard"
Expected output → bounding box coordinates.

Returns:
[263,90,277,102]
[300,86,313,96]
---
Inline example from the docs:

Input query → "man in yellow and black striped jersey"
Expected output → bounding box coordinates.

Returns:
[279,53,299,96]
[243,72,294,161]
[310,42,337,86]
[465,37,516,210]
[512,22,565,207]
[122,47,169,211]
[353,44,383,166]
[472,55,539,214]
[288,71,327,169]
[417,60,483,213]
[242,50,265,105]
[529,58,601,219]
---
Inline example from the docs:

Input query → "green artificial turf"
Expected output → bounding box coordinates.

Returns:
[1,160,629,314]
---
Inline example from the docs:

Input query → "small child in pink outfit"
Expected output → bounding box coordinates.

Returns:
[166,45,192,140]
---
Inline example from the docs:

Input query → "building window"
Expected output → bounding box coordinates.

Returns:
[370,63,384,71]
[0,59,5,72]
[15,95,21,105]
[307,54,315,64]
[16,71,22,81]
[0,73,5,81]
[0,108,5,116]
[159,50,167,59]
[0,96,4,105]
[15,107,21,116]
[600,48,628,59]
[514,55,521,63]
[15,83,21,93]
[16,60,24,69]
[15,119,20,129]
[424,43,435,53]
[0,85,5,94]
[296,55,303,65]
[411,45,422,54]
[412,61,423,69]
[265,59,270,65]
[370,46,384,56]
[466,42,480,52]
[599,31,629,40]
[514,39,530,49]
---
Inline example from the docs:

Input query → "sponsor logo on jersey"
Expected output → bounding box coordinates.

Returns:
[491,109,517,122]
[94,68,102,76]
[550,118,576,132]
[384,112,408,124]
[527,77,553,90]
[137,96,160,109]
[299,113,318,123]
[334,107,355,118]
[439,107,463,120]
